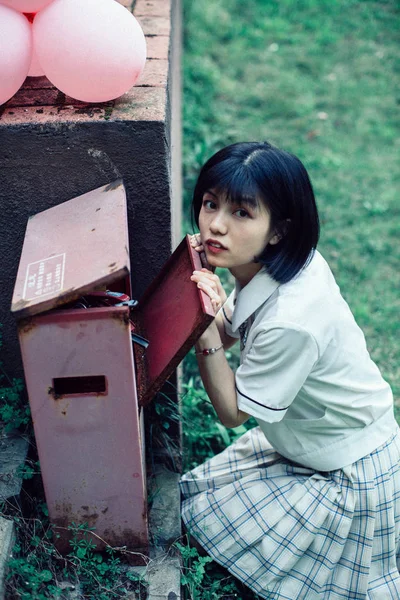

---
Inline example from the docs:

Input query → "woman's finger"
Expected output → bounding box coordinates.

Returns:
[193,270,227,305]
[196,280,223,312]
[200,251,213,271]
[189,234,203,251]
[191,271,218,291]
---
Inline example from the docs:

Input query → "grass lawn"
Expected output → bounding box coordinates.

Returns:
[181,0,399,596]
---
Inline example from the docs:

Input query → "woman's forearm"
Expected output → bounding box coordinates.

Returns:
[195,322,249,428]
[214,311,238,350]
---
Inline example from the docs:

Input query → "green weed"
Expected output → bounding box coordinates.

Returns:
[0,328,30,433]
[175,536,261,600]
[181,376,253,472]
[4,509,147,599]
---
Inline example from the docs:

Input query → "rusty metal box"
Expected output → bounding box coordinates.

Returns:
[11,181,214,554]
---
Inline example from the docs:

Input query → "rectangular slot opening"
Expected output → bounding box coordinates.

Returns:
[53,376,107,396]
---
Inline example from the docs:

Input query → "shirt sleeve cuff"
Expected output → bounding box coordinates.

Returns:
[236,383,289,423]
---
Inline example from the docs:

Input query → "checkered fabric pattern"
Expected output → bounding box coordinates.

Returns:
[181,426,400,599]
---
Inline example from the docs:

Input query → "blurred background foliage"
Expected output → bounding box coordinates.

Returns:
[181,0,400,471]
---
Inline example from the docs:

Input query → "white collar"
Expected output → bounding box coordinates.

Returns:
[231,268,280,333]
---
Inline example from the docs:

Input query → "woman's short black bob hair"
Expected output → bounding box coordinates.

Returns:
[192,141,320,284]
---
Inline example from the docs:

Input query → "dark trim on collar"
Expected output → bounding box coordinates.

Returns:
[232,268,280,333]
[223,307,232,324]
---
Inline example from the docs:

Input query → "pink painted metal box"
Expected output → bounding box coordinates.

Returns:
[11,181,214,555]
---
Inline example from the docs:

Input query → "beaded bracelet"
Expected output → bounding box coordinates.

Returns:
[196,344,223,356]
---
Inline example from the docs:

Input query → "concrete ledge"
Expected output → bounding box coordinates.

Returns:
[126,465,182,599]
[0,432,29,600]
[0,0,172,123]
[149,467,181,550]
[147,554,181,600]
[126,553,180,600]
[0,432,29,501]
[0,518,15,600]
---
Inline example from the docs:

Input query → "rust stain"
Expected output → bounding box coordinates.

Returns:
[81,512,99,527]
[91,228,96,232]
[54,288,77,307]
[51,502,148,557]
[103,527,148,552]
[112,311,130,326]
[52,503,101,554]
[55,502,72,514]
[96,208,101,212]
[48,386,63,400]
[108,262,116,268]
[18,317,36,334]
[61,409,67,416]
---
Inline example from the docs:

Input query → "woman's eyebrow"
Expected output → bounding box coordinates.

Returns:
[233,197,256,209]
[204,189,218,198]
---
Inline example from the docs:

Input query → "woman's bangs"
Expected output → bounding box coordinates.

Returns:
[203,163,260,209]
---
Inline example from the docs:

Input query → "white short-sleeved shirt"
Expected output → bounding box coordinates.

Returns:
[222,250,397,471]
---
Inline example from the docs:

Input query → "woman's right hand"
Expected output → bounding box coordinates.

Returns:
[189,233,214,272]
[189,233,204,254]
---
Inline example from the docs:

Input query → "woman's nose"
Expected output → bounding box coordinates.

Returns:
[210,213,228,234]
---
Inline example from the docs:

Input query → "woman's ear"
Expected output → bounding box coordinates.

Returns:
[268,232,281,246]
[269,219,291,246]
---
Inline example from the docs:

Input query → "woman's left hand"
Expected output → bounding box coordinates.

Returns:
[191,268,227,313]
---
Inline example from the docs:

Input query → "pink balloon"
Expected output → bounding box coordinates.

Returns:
[0,4,32,105]
[0,0,54,12]
[28,44,45,76]
[33,0,147,103]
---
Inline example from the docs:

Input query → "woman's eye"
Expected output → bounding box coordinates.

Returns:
[234,208,249,218]
[203,199,217,210]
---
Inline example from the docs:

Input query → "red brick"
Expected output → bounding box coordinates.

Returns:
[112,86,167,121]
[145,35,170,60]
[136,16,170,36]
[136,59,168,87]
[0,87,166,124]
[5,87,59,108]
[116,0,134,9]
[134,0,171,18]
[22,76,54,90]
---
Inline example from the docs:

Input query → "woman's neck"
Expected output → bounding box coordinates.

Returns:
[229,262,262,288]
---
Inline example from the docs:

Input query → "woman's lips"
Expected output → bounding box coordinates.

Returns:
[206,239,227,254]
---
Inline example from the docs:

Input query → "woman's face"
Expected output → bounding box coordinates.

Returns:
[198,189,279,285]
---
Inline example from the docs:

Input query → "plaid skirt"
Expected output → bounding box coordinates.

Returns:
[181,426,400,599]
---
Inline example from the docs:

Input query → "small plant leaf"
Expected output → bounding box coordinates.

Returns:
[76,546,87,559]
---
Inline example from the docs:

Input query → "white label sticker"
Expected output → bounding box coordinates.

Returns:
[23,254,66,300]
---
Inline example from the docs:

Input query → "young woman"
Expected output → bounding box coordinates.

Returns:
[180,141,400,599]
